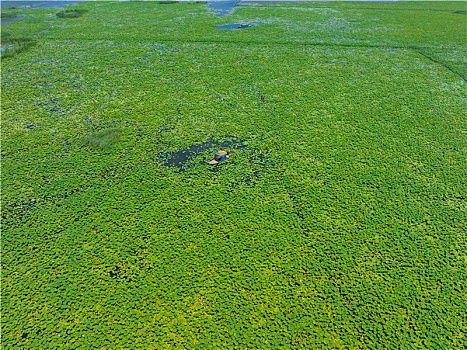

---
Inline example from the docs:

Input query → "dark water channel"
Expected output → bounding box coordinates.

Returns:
[1,14,26,25]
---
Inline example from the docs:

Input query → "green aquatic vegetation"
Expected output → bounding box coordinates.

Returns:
[2,1,466,349]
[1,7,18,19]
[1,32,36,58]
[83,128,121,152]
[56,8,88,19]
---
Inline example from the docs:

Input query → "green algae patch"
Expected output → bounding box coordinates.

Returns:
[83,128,121,152]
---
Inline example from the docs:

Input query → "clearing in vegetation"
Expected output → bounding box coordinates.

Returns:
[2,1,466,348]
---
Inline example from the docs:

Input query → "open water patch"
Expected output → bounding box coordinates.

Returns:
[161,137,247,172]
[216,23,254,30]
[207,1,238,16]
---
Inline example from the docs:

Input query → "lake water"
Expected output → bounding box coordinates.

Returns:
[207,1,239,16]
[207,1,397,16]
[1,1,83,25]
[1,0,400,25]
[1,1,82,9]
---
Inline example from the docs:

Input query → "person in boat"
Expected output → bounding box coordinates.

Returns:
[208,150,231,165]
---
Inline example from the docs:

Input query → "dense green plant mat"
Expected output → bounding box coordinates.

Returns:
[2,1,466,348]
[56,8,88,19]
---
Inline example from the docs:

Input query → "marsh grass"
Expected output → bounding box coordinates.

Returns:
[83,128,121,151]
[1,8,18,19]
[56,9,88,19]
[1,33,36,59]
